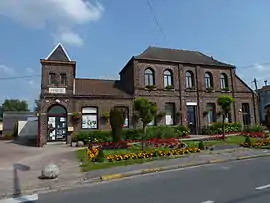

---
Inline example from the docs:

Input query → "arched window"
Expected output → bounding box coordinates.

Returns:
[205,72,213,88]
[81,107,98,129]
[144,68,155,86]
[163,70,173,87]
[185,71,194,88]
[47,105,67,115]
[220,73,228,89]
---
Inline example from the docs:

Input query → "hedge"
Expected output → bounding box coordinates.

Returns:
[201,122,242,135]
[74,125,190,144]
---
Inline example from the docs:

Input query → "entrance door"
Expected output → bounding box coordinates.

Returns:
[47,105,67,142]
[187,105,197,134]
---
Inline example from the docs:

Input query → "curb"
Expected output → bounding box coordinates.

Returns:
[99,153,270,181]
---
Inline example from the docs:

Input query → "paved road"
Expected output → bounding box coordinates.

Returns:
[15,157,270,202]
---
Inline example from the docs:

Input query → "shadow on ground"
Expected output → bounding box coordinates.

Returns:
[7,137,37,147]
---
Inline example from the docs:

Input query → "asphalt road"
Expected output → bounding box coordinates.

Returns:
[31,157,270,202]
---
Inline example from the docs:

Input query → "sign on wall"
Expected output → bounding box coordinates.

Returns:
[49,88,66,94]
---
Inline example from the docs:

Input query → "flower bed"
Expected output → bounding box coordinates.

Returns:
[240,132,266,138]
[146,138,184,148]
[240,139,270,148]
[106,147,200,162]
[100,141,129,150]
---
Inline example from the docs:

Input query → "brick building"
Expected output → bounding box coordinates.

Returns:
[38,44,258,147]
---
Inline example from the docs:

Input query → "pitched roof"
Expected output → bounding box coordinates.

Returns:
[74,79,132,98]
[46,43,71,62]
[134,46,234,67]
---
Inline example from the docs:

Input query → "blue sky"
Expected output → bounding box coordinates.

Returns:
[0,0,270,110]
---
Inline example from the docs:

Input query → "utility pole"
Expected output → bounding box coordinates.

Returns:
[253,78,258,93]
[253,78,259,124]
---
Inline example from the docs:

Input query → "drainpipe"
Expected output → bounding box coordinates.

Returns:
[177,64,183,125]
[195,66,201,134]
[230,67,237,122]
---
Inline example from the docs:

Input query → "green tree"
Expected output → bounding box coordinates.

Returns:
[109,108,125,142]
[34,99,41,112]
[133,97,157,150]
[2,99,29,112]
[217,95,234,139]
[0,105,3,121]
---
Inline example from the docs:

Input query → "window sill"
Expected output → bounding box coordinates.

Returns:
[144,87,157,91]
[221,90,231,93]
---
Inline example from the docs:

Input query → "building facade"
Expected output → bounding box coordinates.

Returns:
[258,85,270,123]
[38,44,258,147]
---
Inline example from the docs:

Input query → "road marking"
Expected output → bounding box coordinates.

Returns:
[0,194,38,203]
[201,201,214,203]
[256,184,270,190]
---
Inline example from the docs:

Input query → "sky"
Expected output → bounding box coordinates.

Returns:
[1,0,270,110]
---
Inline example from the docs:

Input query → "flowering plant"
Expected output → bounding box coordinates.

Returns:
[240,132,265,138]
[146,138,183,149]
[86,147,100,161]
[105,147,201,162]
[100,141,129,150]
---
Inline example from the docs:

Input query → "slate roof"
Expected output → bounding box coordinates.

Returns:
[46,43,71,62]
[74,79,132,98]
[134,46,234,67]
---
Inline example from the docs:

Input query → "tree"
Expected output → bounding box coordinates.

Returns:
[1,99,29,112]
[0,106,3,121]
[264,104,270,131]
[109,108,125,142]
[217,95,234,139]
[133,97,157,150]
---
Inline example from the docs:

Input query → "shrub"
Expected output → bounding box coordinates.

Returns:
[198,141,205,150]
[244,136,252,147]
[76,125,190,143]
[96,149,105,162]
[201,122,242,135]
[110,108,125,142]
[244,125,265,133]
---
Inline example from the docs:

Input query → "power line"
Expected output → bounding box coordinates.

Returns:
[0,74,41,80]
[146,0,167,44]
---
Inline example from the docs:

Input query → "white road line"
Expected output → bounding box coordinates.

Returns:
[201,201,214,203]
[0,194,38,203]
[256,184,270,190]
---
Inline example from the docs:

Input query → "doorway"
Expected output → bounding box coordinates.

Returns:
[47,105,67,142]
[187,105,197,134]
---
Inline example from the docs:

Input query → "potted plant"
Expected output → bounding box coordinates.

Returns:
[145,85,157,91]
[206,87,214,93]
[71,112,81,122]
[165,85,174,90]
[221,87,230,92]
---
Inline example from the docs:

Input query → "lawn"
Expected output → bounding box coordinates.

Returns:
[185,135,256,148]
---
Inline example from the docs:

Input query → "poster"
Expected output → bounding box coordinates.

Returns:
[82,115,97,129]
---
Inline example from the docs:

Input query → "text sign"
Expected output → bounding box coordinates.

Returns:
[49,88,66,94]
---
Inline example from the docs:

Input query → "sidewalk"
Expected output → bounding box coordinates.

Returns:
[1,145,270,199]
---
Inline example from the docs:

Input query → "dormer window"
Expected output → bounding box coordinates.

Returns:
[49,73,57,85]
[60,73,67,85]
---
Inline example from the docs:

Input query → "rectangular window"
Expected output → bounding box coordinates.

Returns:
[242,103,251,126]
[49,73,57,85]
[165,103,175,125]
[81,107,98,129]
[60,73,67,85]
[206,103,216,123]
[114,106,129,128]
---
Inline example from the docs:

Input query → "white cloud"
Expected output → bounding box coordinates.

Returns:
[237,63,270,88]
[54,30,83,47]
[26,67,34,74]
[0,65,14,75]
[0,0,104,46]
